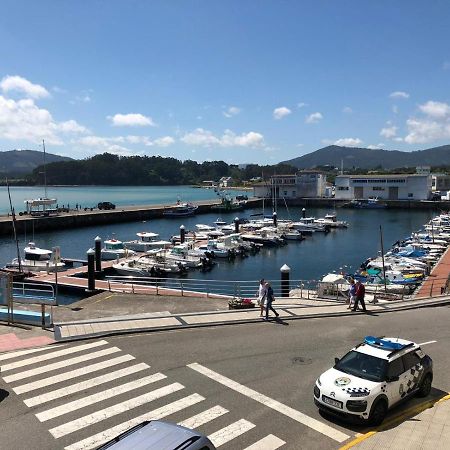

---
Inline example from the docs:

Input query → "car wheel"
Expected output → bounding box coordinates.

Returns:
[417,374,432,398]
[368,399,387,426]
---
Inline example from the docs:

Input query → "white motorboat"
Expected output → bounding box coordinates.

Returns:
[7,242,66,272]
[148,246,209,269]
[123,232,171,252]
[112,259,156,277]
[136,254,188,274]
[315,213,348,228]
[101,238,136,260]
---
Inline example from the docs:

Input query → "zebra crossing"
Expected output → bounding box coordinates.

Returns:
[0,339,286,449]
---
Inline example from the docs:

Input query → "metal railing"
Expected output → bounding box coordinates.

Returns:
[12,282,56,306]
[104,276,321,299]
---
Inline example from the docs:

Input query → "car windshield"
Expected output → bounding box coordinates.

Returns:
[335,350,388,382]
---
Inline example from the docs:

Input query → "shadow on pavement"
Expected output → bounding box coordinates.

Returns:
[318,386,448,434]
[0,389,9,402]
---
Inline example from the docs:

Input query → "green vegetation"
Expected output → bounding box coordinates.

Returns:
[22,153,297,186]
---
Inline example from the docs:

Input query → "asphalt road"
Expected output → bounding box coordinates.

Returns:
[1,305,449,450]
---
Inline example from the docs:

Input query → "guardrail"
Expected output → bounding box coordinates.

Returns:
[12,282,56,306]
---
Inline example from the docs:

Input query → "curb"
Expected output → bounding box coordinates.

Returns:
[339,393,450,450]
[53,296,450,342]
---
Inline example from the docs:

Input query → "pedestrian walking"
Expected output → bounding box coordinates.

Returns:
[348,278,357,310]
[257,279,267,317]
[264,282,279,320]
[352,279,367,312]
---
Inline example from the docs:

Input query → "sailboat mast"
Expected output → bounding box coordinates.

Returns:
[379,225,387,292]
[6,179,22,273]
[42,139,48,198]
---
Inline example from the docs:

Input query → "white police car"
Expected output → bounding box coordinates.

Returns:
[314,336,433,425]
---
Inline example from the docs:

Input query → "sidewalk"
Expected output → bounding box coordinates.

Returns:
[345,394,450,450]
[52,293,450,341]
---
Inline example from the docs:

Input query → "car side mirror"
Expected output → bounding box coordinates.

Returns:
[386,375,399,382]
[334,357,340,365]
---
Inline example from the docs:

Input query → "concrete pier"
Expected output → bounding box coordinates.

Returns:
[0,198,262,236]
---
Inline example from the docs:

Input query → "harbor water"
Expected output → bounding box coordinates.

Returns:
[0,201,434,290]
[0,185,249,215]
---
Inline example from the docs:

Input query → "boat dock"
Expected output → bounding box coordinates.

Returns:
[0,198,262,237]
[414,247,450,298]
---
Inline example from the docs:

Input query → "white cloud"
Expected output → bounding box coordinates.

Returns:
[389,91,410,99]
[418,100,450,119]
[153,136,175,147]
[380,125,398,139]
[342,106,353,113]
[0,75,50,99]
[367,143,385,150]
[392,105,399,114]
[297,102,307,108]
[180,128,264,148]
[305,112,323,124]
[404,100,450,144]
[223,106,241,118]
[108,113,156,127]
[0,95,87,145]
[333,138,363,147]
[273,106,291,120]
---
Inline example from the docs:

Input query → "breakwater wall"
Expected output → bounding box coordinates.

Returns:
[0,199,262,237]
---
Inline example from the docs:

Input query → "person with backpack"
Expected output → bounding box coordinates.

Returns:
[352,279,367,312]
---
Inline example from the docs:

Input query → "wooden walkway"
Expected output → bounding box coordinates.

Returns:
[415,248,450,298]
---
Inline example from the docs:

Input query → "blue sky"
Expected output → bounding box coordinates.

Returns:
[0,0,450,164]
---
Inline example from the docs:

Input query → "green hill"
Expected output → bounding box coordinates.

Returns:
[282,144,450,169]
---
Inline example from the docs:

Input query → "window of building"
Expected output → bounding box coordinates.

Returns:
[408,193,413,198]
[373,187,385,191]
[337,186,349,190]
[284,191,288,196]
[292,190,296,196]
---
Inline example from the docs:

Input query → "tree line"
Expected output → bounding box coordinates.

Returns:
[22,153,298,186]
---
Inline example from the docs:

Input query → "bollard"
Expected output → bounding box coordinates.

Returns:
[86,248,96,293]
[94,236,102,272]
[272,211,277,227]
[280,264,290,297]
[234,217,240,233]
[180,225,185,244]
[41,304,46,329]
[302,208,306,218]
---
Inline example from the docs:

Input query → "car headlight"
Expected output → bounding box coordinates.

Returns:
[316,377,322,386]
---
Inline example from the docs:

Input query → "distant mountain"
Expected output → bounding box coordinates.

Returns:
[282,144,450,170]
[0,150,73,176]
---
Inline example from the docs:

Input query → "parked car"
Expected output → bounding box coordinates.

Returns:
[314,336,433,425]
[98,201,116,210]
[97,420,216,450]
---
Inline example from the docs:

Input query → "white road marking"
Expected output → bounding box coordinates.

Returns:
[0,340,107,371]
[209,419,256,447]
[50,382,185,438]
[3,347,121,383]
[64,393,204,450]
[14,354,135,395]
[0,344,64,361]
[243,434,286,450]
[178,405,229,429]
[24,362,149,407]
[36,372,166,421]
[418,340,437,346]
[188,362,349,443]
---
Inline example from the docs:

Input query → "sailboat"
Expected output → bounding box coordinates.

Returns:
[23,140,58,217]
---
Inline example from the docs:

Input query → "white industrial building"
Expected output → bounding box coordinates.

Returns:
[334,174,432,200]
[253,171,327,198]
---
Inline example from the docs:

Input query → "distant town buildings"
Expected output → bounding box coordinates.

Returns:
[253,171,328,198]
[219,176,233,188]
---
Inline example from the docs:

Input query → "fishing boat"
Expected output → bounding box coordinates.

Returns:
[123,232,171,252]
[163,202,198,217]
[7,242,66,272]
[101,238,136,260]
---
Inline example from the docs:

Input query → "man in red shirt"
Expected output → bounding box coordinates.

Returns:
[352,279,367,312]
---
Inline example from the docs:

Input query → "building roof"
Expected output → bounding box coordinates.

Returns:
[336,174,428,179]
